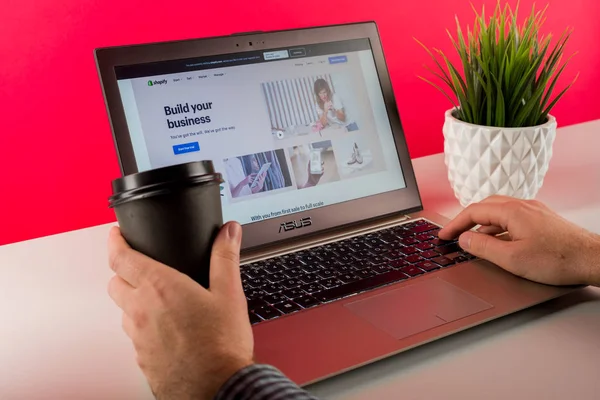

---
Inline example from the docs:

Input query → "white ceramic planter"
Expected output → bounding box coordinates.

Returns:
[442,109,557,207]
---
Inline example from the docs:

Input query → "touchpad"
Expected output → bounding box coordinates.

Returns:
[344,278,493,340]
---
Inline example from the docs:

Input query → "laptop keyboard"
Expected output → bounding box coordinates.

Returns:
[241,219,475,325]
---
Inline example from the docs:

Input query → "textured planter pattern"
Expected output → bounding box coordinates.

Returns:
[443,109,557,207]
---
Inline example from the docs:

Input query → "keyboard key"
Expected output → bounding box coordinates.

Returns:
[254,306,281,320]
[389,259,409,269]
[405,254,424,264]
[300,273,319,284]
[281,258,303,268]
[415,242,435,251]
[300,283,324,294]
[351,260,370,270]
[332,265,354,274]
[367,256,387,265]
[369,246,389,254]
[400,246,419,255]
[248,278,267,288]
[301,264,320,273]
[266,272,286,283]
[263,293,287,304]
[338,273,360,283]
[347,242,370,252]
[435,243,461,255]
[409,224,438,234]
[384,250,404,260]
[372,264,392,274]
[263,283,284,294]
[273,301,301,314]
[420,250,440,259]
[247,298,267,310]
[249,312,263,324]
[415,234,434,242]
[282,279,302,289]
[453,256,468,263]
[337,254,356,264]
[429,229,441,237]
[391,225,410,234]
[380,233,400,243]
[318,259,341,268]
[320,278,342,289]
[430,237,453,246]
[355,269,375,279]
[318,250,339,259]
[244,268,264,279]
[284,267,304,278]
[282,288,306,299]
[317,270,335,279]
[400,265,424,276]
[433,256,454,267]
[352,250,376,260]
[400,237,420,246]
[245,289,265,300]
[396,229,417,238]
[264,264,285,274]
[315,270,409,302]
[417,261,439,272]
[297,253,319,264]
[381,242,403,251]
[295,295,320,309]
[365,238,386,247]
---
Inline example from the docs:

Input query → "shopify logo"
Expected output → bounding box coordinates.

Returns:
[147,79,167,87]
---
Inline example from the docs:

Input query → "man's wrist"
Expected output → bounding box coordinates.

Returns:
[207,358,254,400]
[582,232,600,287]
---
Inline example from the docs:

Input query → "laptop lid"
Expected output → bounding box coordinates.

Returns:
[95,22,422,250]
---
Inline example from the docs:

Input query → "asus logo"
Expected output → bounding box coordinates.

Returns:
[279,217,312,233]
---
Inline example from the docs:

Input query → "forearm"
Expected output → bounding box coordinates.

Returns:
[585,233,600,287]
[319,113,328,126]
[214,364,318,400]
[232,181,246,197]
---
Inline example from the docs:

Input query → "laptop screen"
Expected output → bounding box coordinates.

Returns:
[114,38,407,225]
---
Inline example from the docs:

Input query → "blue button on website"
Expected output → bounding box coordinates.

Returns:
[173,142,200,155]
[328,55,348,64]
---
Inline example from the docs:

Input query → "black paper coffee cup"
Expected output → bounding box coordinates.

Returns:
[109,161,224,288]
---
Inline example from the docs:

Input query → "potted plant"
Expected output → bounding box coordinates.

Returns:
[416,2,577,207]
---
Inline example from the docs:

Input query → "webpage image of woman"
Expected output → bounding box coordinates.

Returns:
[241,151,287,192]
[313,78,358,132]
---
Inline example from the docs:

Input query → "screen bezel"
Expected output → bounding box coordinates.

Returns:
[95,21,423,251]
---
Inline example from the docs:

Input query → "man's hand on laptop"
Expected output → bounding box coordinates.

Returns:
[106,222,254,400]
[439,195,600,287]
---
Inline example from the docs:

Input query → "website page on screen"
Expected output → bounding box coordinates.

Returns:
[115,39,406,225]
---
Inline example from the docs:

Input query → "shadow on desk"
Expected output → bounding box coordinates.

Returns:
[306,287,600,399]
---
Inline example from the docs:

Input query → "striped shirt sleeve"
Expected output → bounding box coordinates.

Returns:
[214,364,318,400]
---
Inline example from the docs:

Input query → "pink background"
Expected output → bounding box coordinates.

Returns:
[1,0,599,245]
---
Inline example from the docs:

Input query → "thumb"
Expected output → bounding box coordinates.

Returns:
[209,221,243,293]
[459,231,512,267]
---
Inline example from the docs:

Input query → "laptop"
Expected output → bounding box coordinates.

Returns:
[95,22,576,386]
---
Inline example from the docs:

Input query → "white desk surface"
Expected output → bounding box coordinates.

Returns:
[1,120,599,400]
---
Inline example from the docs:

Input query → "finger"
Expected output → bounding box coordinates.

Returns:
[209,221,244,294]
[439,202,513,240]
[477,225,506,235]
[107,275,135,315]
[108,227,162,288]
[458,231,513,267]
